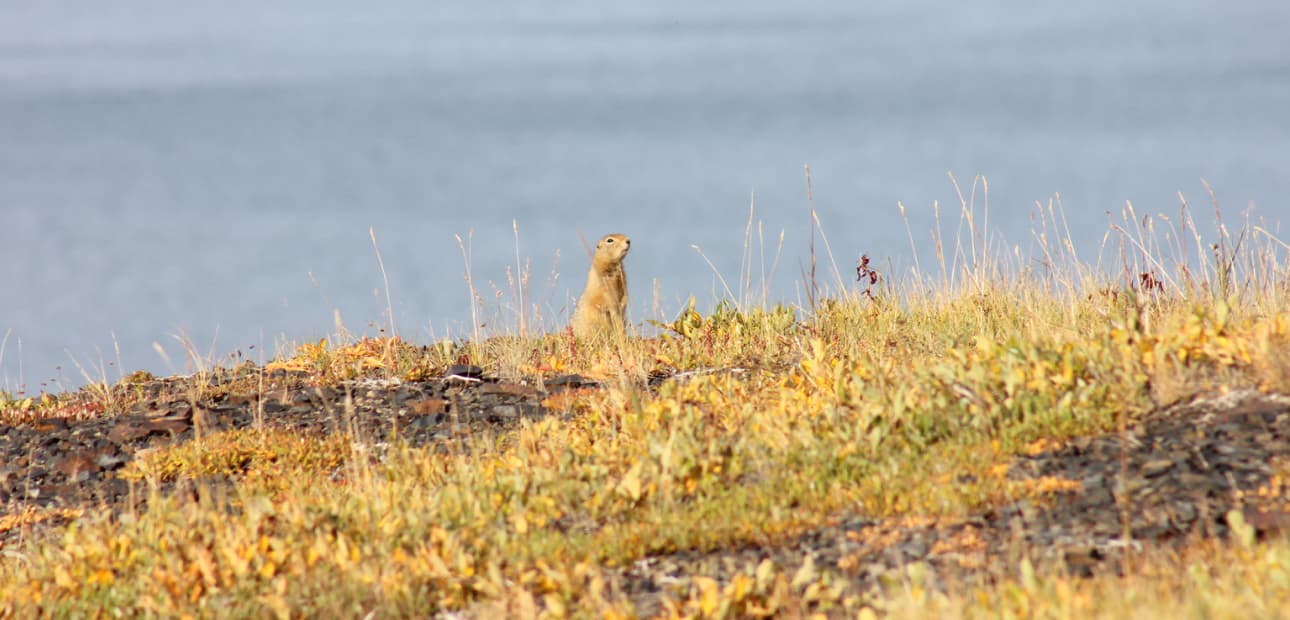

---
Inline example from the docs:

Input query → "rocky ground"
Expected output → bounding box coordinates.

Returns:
[3,368,1288,615]
[0,364,576,544]
[618,389,1290,616]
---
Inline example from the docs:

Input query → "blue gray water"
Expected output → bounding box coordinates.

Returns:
[2,1,1288,390]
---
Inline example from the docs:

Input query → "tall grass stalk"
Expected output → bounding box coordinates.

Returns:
[369,226,397,340]
[513,219,528,338]
[455,231,482,344]
[804,163,818,311]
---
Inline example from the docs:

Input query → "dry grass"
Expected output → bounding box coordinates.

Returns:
[877,537,1290,620]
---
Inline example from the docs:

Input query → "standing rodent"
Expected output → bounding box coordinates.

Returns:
[571,233,630,339]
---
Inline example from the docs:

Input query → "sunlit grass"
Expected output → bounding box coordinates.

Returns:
[876,537,1290,620]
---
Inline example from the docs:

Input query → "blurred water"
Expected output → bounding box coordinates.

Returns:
[2,1,1288,389]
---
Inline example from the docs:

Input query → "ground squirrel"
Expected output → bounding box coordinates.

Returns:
[571,233,630,339]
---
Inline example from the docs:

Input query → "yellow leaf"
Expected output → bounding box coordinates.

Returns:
[692,576,720,616]
[726,574,753,602]
[543,593,567,618]
[617,462,645,502]
[88,568,114,586]
[791,556,817,588]
[755,559,776,589]
[53,566,75,590]
[258,594,291,620]
[974,335,994,355]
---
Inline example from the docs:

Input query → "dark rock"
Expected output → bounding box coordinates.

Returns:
[479,382,542,398]
[408,414,449,432]
[56,455,102,477]
[108,416,191,443]
[1243,505,1290,539]
[900,538,929,561]
[1060,545,1102,576]
[31,418,69,433]
[445,364,485,380]
[93,448,127,470]
[547,374,598,389]
[407,398,448,415]
[1170,502,1198,526]
[391,387,429,406]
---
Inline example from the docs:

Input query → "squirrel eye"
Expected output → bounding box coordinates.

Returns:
[606,238,614,243]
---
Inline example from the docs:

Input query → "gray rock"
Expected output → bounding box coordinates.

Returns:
[1140,459,1174,477]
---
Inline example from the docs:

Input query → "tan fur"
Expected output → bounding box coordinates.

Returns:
[571,233,630,339]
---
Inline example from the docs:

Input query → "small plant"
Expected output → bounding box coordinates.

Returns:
[856,253,882,300]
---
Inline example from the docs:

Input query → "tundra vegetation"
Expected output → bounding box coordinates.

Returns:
[2,188,1289,618]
